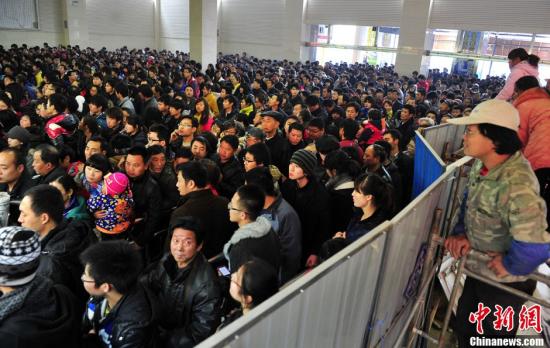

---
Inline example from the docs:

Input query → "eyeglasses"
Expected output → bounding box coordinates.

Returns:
[147,137,160,142]
[81,274,95,283]
[464,128,480,137]
[227,202,246,214]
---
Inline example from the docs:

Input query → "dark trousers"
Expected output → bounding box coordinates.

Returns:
[535,168,550,229]
[454,276,536,347]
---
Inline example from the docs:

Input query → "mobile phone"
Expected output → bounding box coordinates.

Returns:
[217,266,230,277]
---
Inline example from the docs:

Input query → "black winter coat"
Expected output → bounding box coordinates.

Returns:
[82,283,159,348]
[141,253,222,347]
[281,178,332,263]
[170,189,234,258]
[0,276,80,348]
[130,172,163,246]
[38,219,96,304]
[265,132,290,177]
[213,155,244,199]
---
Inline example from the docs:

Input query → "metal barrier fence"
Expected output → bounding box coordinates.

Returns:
[367,158,470,347]
[198,126,474,348]
[197,221,391,348]
[198,156,473,348]
[421,123,466,162]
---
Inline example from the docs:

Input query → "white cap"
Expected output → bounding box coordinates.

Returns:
[446,99,519,131]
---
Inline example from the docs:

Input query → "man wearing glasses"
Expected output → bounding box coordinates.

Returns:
[223,185,281,274]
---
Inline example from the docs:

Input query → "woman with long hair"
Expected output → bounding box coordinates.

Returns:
[193,97,214,133]
[320,173,393,261]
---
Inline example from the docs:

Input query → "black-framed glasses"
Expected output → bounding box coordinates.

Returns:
[227,202,246,214]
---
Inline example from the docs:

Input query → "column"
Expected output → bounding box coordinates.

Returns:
[62,0,89,47]
[282,0,307,62]
[394,0,433,75]
[189,0,218,70]
[153,0,161,51]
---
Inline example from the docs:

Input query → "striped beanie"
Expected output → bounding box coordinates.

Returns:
[0,226,41,287]
[290,149,317,177]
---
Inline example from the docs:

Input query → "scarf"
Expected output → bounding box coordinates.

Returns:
[0,284,31,321]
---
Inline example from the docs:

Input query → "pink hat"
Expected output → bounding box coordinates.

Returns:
[104,172,129,196]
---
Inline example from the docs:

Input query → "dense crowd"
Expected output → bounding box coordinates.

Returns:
[0,43,548,347]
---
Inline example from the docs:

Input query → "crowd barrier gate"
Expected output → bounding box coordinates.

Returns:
[197,126,489,348]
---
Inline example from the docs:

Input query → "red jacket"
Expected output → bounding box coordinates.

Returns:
[513,87,550,171]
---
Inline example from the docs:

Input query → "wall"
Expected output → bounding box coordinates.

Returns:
[85,0,154,50]
[0,0,64,47]
[159,0,189,52]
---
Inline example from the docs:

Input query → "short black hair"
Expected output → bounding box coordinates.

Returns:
[147,144,165,157]
[89,95,108,111]
[370,143,387,163]
[244,143,271,166]
[316,134,340,155]
[48,94,68,114]
[106,107,123,122]
[176,160,208,188]
[220,134,239,151]
[23,184,64,225]
[168,216,203,246]
[199,158,221,186]
[138,84,153,98]
[383,129,402,144]
[245,166,275,196]
[402,104,416,115]
[239,258,279,308]
[148,123,169,143]
[35,144,60,166]
[307,117,325,130]
[88,135,109,153]
[174,147,193,160]
[345,102,361,113]
[340,118,359,141]
[478,123,522,155]
[515,75,540,93]
[1,148,25,167]
[114,82,129,97]
[288,122,304,134]
[236,184,266,221]
[80,240,143,294]
[127,146,150,164]
[81,115,100,135]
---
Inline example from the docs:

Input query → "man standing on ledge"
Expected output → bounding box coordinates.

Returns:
[444,99,550,347]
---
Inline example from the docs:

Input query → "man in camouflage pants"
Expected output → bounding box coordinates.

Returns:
[445,100,550,347]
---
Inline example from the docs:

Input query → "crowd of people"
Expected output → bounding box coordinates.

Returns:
[0,43,548,347]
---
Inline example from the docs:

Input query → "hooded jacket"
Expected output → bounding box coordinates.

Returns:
[496,61,539,101]
[141,253,222,347]
[0,276,79,348]
[513,87,550,171]
[224,216,281,273]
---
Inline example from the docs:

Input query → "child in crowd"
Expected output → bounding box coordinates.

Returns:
[87,172,134,240]
[76,153,111,198]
